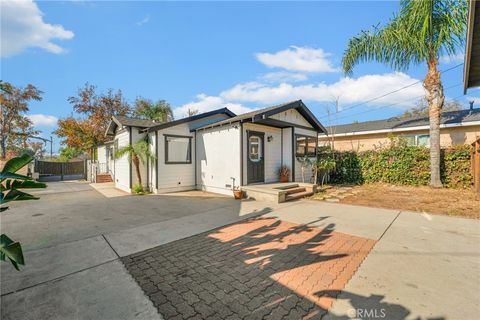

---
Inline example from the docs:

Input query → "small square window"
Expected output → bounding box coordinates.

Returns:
[165,135,192,164]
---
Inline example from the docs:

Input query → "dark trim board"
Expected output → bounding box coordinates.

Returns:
[164,134,193,164]
[129,127,132,189]
[291,128,295,182]
[240,122,244,186]
[155,131,158,189]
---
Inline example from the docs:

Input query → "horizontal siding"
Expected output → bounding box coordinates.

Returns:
[197,124,240,195]
[294,127,318,183]
[131,128,148,189]
[270,109,313,128]
[114,130,130,192]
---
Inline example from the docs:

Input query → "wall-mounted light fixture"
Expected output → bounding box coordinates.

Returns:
[267,135,273,142]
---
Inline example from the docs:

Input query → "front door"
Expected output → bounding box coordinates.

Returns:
[247,131,265,184]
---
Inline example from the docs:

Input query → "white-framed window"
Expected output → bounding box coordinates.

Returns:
[404,134,430,147]
[249,136,262,162]
[165,135,192,164]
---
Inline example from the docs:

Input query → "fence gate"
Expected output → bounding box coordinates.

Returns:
[35,160,86,182]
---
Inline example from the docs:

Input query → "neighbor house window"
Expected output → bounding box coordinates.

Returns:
[404,134,430,147]
[165,135,192,164]
[296,135,317,157]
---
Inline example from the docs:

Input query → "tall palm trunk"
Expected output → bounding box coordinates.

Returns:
[132,153,142,186]
[423,58,444,188]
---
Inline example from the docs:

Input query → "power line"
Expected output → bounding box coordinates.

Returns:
[326,83,463,123]
[319,62,464,119]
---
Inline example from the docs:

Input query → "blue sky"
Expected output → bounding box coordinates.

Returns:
[2,0,479,153]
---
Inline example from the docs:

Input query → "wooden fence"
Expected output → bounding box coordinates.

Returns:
[472,138,480,197]
[35,160,86,181]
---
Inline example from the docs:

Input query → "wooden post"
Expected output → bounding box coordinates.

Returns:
[472,138,480,199]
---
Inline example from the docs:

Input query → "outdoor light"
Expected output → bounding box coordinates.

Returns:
[267,135,273,142]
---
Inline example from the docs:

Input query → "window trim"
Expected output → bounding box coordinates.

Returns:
[404,134,430,147]
[164,134,193,164]
[295,134,317,157]
[248,135,262,162]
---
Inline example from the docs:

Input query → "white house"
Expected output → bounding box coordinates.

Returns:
[97,100,327,198]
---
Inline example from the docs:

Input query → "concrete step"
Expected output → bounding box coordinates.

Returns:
[285,187,306,195]
[285,191,314,201]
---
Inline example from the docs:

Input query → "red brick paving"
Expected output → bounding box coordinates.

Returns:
[123,217,376,319]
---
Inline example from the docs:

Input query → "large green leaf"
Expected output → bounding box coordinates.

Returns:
[1,189,38,204]
[0,172,31,181]
[1,154,33,174]
[0,234,25,270]
[6,179,46,190]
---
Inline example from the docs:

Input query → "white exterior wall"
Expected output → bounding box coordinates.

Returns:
[97,145,107,164]
[294,127,318,183]
[148,131,157,192]
[282,127,293,181]
[113,129,131,193]
[196,123,241,195]
[270,109,313,128]
[242,123,283,185]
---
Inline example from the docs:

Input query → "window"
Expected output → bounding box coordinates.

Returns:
[165,135,192,164]
[249,136,262,162]
[404,134,430,147]
[296,135,317,157]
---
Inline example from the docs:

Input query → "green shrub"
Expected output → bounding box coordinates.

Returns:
[327,138,472,189]
[132,183,144,194]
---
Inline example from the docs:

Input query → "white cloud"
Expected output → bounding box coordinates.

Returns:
[136,15,150,26]
[259,72,308,83]
[1,0,74,57]
[439,52,464,64]
[174,94,254,119]
[221,72,424,108]
[255,46,338,73]
[28,114,58,127]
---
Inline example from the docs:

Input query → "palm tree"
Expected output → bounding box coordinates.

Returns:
[133,98,174,123]
[342,0,467,188]
[114,136,155,190]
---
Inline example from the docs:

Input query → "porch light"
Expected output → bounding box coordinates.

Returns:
[267,135,273,142]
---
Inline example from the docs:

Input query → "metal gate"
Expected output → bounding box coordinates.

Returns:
[35,160,86,182]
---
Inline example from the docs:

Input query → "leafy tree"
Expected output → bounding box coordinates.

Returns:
[133,98,173,122]
[59,146,83,161]
[114,136,155,191]
[0,82,42,159]
[1,154,46,270]
[401,98,463,119]
[55,83,130,157]
[187,109,199,117]
[342,0,467,188]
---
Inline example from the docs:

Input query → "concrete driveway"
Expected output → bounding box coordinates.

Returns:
[1,182,479,320]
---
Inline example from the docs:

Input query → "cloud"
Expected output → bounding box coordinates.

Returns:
[221,72,424,108]
[1,0,74,57]
[255,46,338,73]
[136,15,150,26]
[174,94,254,119]
[259,72,308,83]
[439,52,464,64]
[28,114,58,127]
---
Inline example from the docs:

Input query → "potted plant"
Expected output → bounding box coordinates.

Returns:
[233,186,243,199]
[278,165,290,183]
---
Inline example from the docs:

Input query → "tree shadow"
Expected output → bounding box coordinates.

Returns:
[123,217,416,319]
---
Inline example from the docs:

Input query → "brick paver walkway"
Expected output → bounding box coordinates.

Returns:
[122,218,376,320]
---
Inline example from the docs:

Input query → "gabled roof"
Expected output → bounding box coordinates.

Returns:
[146,108,236,132]
[324,108,480,136]
[195,100,327,133]
[106,115,158,135]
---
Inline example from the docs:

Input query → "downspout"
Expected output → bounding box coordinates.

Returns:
[194,130,197,189]
[291,127,295,182]
[155,131,158,191]
[240,122,244,186]
[129,127,132,189]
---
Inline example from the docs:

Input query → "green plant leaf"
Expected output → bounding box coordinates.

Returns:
[2,189,38,204]
[6,180,46,190]
[1,154,33,173]
[0,172,31,181]
[0,234,25,270]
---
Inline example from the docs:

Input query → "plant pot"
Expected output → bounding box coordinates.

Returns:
[280,175,289,183]
[233,190,243,199]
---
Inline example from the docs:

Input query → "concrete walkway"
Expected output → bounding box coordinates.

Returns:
[1,193,479,320]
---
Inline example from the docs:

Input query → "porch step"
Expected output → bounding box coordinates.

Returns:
[96,174,113,183]
[285,187,306,195]
[285,191,314,201]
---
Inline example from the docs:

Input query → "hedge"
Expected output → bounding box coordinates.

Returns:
[326,139,472,189]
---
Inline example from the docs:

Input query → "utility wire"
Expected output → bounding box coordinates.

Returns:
[319,62,464,119]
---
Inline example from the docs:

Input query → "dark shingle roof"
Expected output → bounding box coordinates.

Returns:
[147,108,235,132]
[326,109,480,135]
[112,115,157,128]
[195,100,326,133]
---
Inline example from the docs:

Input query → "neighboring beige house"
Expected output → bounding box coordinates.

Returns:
[319,107,480,152]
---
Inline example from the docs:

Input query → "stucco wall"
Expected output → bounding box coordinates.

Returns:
[197,123,241,195]
[319,126,480,152]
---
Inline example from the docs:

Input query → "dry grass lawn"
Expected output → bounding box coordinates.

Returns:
[315,183,479,219]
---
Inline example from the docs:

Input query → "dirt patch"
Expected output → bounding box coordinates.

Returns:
[312,183,479,219]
